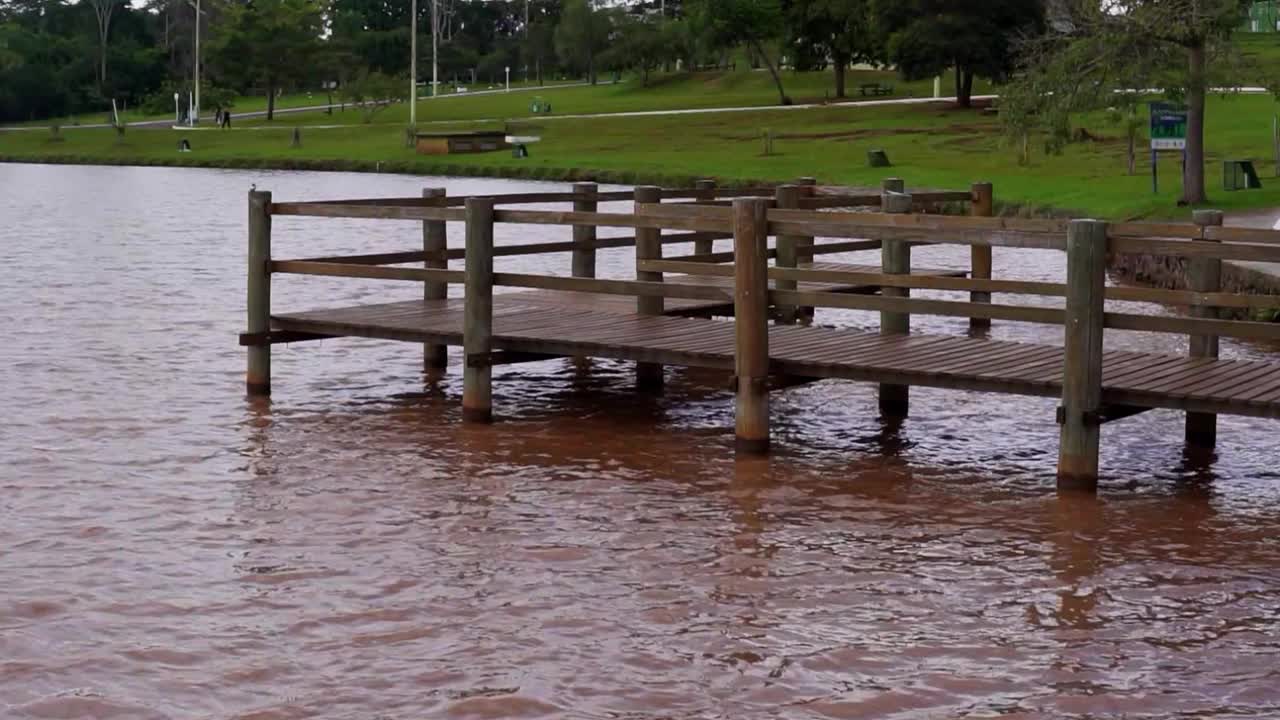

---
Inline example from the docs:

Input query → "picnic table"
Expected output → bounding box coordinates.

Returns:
[859,82,894,97]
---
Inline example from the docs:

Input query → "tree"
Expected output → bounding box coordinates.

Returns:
[603,14,664,86]
[1004,0,1252,205]
[786,0,876,99]
[690,0,790,105]
[555,0,613,85]
[85,0,125,90]
[340,69,403,122]
[872,0,1043,108]
[207,0,323,121]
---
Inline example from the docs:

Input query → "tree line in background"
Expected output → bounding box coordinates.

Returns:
[0,0,1050,123]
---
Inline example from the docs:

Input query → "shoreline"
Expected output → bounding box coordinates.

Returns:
[0,153,750,189]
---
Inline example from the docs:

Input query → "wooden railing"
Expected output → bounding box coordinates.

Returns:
[245,180,1280,488]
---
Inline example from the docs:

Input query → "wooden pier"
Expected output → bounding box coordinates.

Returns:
[240,180,1280,491]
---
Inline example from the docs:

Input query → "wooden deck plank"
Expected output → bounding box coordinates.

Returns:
[271,298,1280,418]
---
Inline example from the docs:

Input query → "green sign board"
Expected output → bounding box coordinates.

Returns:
[1150,102,1188,150]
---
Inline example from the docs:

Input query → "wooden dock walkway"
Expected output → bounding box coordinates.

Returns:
[274,298,1280,419]
[241,179,1280,491]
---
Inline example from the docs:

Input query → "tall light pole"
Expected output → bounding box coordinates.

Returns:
[431,0,439,98]
[187,0,204,125]
[409,0,417,127]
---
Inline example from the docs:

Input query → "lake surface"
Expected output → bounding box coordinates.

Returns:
[2,162,1279,719]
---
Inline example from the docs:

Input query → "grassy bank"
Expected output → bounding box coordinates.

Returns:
[5,76,1280,219]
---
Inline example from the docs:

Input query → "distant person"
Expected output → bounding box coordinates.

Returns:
[221,111,231,129]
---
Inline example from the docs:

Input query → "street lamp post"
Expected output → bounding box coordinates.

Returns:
[431,0,439,99]
[410,0,417,127]
[187,0,204,126]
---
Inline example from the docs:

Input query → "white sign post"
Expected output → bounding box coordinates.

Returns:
[505,66,510,93]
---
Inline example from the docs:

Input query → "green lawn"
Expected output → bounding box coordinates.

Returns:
[5,75,1280,220]
[246,68,981,128]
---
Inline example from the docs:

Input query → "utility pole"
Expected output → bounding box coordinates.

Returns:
[431,0,439,98]
[410,0,417,126]
[188,0,202,125]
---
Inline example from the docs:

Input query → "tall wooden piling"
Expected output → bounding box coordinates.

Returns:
[246,190,272,396]
[1186,209,1224,449]
[1057,219,1108,492]
[634,185,665,391]
[794,177,817,265]
[774,184,802,324]
[572,182,598,279]
[423,187,449,373]
[878,188,912,417]
[969,182,994,330]
[694,179,718,255]
[733,197,771,455]
[463,197,495,423]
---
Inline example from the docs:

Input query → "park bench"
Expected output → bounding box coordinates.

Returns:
[859,82,894,97]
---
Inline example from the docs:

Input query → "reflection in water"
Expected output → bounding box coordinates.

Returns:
[3,163,1280,719]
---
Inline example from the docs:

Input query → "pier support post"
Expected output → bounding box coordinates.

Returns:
[795,177,818,322]
[463,197,495,423]
[423,187,449,373]
[969,182,994,331]
[246,190,272,396]
[1057,219,1108,492]
[733,197,771,454]
[635,185,665,391]
[1186,209,1224,450]
[774,184,802,324]
[694,179,717,255]
[572,182,598,279]
[879,187,912,418]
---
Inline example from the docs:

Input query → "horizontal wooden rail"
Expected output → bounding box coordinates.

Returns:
[271,203,467,222]
[491,208,729,233]
[809,240,884,255]
[798,196,881,209]
[1105,311,1280,341]
[493,272,733,301]
[771,288,1066,325]
[271,260,466,284]
[1110,236,1280,263]
[299,249,432,266]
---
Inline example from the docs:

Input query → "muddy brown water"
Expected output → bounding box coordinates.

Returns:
[2,163,1280,719]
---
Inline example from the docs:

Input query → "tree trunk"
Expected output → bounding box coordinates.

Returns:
[751,39,789,105]
[1184,41,1208,204]
[833,54,847,99]
[537,57,543,86]
[957,67,974,108]
[267,82,276,121]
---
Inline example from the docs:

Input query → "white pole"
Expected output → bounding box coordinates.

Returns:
[174,92,180,123]
[431,0,439,98]
[505,66,510,92]
[933,76,941,99]
[410,0,417,126]
[193,0,200,125]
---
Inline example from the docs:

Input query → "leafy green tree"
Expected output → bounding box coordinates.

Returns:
[207,0,324,120]
[786,0,876,98]
[340,69,403,122]
[555,0,613,85]
[603,14,664,86]
[689,0,790,104]
[1004,0,1252,204]
[872,0,1042,108]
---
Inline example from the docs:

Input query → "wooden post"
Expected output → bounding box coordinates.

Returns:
[733,197,771,455]
[634,185,664,391]
[1057,219,1108,492]
[795,177,818,323]
[1186,209,1224,450]
[878,189,912,417]
[969,182,994,331]
[463,197,495,423]
[774,184,801,324]
[571,182,598,279]
[423,187,448,373]
[694,179,717,255]
[246,190,272,396]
